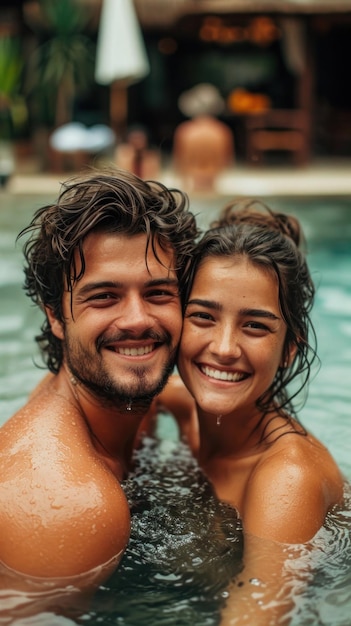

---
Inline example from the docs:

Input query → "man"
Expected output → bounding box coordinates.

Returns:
[0,168,197,591]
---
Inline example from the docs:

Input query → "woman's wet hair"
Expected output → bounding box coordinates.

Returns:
[18,167,198,373]
[184,199,318,423]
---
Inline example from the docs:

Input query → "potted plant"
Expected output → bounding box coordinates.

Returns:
[0,35,26,185]
[24,0,96,153]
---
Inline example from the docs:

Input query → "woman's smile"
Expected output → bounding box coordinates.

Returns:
[197,364,249,383]
[178,256,287,419]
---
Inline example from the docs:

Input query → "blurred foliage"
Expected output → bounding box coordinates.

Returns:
[0,37,23,100]
[0,37,27,140]
[25,0,96,128]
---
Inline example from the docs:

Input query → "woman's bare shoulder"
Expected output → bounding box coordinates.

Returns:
[244,429,344,542]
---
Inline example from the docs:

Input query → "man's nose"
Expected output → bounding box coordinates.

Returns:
[117,293,153,332]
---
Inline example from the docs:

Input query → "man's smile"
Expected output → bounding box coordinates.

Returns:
[108,344,155,356]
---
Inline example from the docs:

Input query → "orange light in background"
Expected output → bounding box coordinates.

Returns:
[248,17,281,46]
[199,16,222,42]
[227,88,272,115]
[199,15,280,47]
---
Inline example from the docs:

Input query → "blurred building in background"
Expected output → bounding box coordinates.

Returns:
[1,0,351,170]
[132,0,351,163]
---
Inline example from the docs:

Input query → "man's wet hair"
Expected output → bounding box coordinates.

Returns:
[18,168,198,373]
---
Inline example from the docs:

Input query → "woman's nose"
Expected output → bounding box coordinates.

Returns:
[210,324,242,360]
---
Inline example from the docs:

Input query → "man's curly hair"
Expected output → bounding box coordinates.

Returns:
[18,168,198,373]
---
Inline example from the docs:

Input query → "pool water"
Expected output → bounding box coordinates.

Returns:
[0,191,351,625]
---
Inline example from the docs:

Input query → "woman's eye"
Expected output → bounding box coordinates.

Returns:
[187,311,214,321]
[245,321,270,331]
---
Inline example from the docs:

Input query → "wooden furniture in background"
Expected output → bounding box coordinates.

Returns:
[245,109,310,165]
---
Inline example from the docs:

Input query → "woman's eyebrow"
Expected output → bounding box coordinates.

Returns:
[240,308,281,320]
[187,298,222,311]
[187,300,281,321]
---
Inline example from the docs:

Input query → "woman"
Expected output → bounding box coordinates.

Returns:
[157,201,345,623]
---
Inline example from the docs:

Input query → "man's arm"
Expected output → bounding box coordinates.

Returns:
[0,407,130,587]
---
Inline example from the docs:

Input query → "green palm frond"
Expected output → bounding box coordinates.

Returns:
[27,0,92,36]
[29,35,95,92]
[25,0,96,126]
[0,37,23,99]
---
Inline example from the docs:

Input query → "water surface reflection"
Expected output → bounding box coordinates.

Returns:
[0,192,350,625]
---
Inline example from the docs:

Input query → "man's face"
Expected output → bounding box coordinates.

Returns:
[49,232,182,406]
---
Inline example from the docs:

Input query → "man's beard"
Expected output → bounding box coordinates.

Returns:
[64,332,177,408]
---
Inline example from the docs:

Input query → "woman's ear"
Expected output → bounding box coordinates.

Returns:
[45,306,64,340]
[281,342,298,368]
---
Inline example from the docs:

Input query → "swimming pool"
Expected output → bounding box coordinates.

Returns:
[0,190,350,625]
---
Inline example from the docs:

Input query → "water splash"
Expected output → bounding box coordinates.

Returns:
[91,437,244,625]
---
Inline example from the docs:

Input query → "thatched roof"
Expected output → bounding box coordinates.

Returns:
[134,0,351,28]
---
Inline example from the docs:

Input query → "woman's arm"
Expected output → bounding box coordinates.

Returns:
[220,533,305,626]
[219,442,343,624]
[156,374,199,451]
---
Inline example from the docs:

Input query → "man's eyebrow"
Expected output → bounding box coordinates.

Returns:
[146,278,179,288]
[75,281,122,296]
[75,278,179,296]
[186,299,280,320]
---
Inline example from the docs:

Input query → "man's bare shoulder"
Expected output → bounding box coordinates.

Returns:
[0,392,130,584]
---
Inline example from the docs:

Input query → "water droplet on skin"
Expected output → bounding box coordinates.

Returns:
[51,501,63,510]
[216,414,222,426]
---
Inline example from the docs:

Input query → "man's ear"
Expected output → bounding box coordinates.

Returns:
[281,342,298,369]
[45,306,64,340]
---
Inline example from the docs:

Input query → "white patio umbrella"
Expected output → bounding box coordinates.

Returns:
[95,0,150,135]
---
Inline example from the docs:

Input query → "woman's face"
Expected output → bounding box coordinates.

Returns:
[178,256,288,420]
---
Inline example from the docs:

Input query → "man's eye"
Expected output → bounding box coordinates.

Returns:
[148,289,178,298]
[88,293,115,301]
